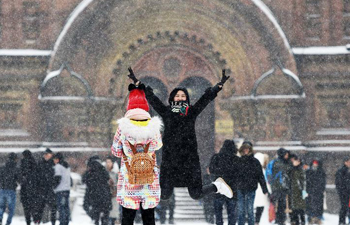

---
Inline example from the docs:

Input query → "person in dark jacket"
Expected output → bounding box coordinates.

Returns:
[36,148,57,225]
[20,150,40,225]
[335,157,350,225]
[209,140,240,225]
[83,159,111,225]
[289,154,306,225]
[305,159,326,224]
[128,67,232,200]
[0,152,19,225]
[270,148,292,225]
[237,141,268,225]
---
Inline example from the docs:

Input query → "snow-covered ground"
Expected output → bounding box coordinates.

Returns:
[2,191,340,225]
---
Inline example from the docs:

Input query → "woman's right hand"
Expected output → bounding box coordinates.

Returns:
[127,67,139,84]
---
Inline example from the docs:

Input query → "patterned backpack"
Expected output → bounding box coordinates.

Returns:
[122,141,155,185]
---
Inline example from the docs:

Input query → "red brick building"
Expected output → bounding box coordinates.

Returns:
[0,0,349,195]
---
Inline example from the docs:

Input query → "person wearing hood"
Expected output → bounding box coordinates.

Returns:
[20,150,40,225]
[269,148,292,225]
[237,142,268,225]
[53,153,71,225]
[127,67,233,201]
[36,148,57,225]
[306,159,326,225]
[0,152,19,225]
[84,158,112,225]
[253,152,271,225]
[209,140,240,225]
[111,83,163,225]
[336,157,350,225]
[104,156,120,225]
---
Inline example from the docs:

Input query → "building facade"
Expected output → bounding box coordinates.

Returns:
[0,0,349,192]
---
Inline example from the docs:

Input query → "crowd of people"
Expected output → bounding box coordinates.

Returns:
[0,148,71,225]
[203,140,350,225]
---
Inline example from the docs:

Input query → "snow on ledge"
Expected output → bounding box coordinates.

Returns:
[292,46,350,55]
[0,49,52,56]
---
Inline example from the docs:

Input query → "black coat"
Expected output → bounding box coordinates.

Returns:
[83,161,111,212]
[36,158,55,200]
[20,156,39,205]
[335,165,350,196]
[145,86,219,187]
[237,155,268,194]
[305,166,326,217]
[209,144,240,197]
[306,167,326,196]
[0,159,19,190]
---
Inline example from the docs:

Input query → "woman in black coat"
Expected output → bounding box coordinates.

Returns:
[305,159,326,224]
[83,160,112,225]
[128,68,232,200]
[20,150,40,225]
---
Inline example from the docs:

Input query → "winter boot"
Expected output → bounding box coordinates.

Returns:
[213,177,233,198]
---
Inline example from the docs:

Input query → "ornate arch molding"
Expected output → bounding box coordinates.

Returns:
[108,30,233,96]
[48,0,295,73]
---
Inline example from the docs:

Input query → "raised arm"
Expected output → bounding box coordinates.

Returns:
[127,67,168,116]
[190,69,230,117]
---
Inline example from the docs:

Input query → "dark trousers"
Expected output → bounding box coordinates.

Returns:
[91,208,109,225]
[338,192,350,225]
[274,193,287,225]
[156,195,175,224]
[36,193,57,225]
[122,206,155,225]
[22,198,40,225]
[56,191,70,225]
[290,209,305,225]
[161,184,217,200]
[255,206,264,223]
[214,195,237,225]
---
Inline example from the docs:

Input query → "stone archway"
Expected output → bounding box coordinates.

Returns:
[43,0,299,148]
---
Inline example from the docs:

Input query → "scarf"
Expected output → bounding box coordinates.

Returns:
[170,101,189,116]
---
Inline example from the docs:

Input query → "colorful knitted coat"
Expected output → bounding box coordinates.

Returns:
[111,116,163,210]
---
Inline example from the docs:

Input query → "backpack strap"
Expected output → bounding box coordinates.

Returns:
[121,149,131,172]
[127,141,138,155]
[144,142,151,153]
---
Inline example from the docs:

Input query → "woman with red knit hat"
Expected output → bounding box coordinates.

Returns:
[111,83,163,225]
[127,67,233,201]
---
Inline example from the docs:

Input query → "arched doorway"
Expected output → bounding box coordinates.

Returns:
[132,47,216,172]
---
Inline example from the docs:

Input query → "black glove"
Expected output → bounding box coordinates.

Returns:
[127,67,139,84]
[218,69,230,86]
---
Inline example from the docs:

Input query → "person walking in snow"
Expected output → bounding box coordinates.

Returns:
[127,67,233,201]
[268,148,292,225]
[36,148,57,225]
[0,153,20,225]
[289,154,306,225]
[20,150,40,225]
[111,83,163,225]
[104,156,120,225]
[237,141,268,225]
[335,157,350,225]
[83,158,111,225]
[209,140,240,225]
[305,159,326,225]
[53,153,71,225]
[253,152,270,225]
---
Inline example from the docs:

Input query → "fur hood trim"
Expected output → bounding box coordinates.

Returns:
[117,116,163,141]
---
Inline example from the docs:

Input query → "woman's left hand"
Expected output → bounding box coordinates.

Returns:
[220,69,230,86]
